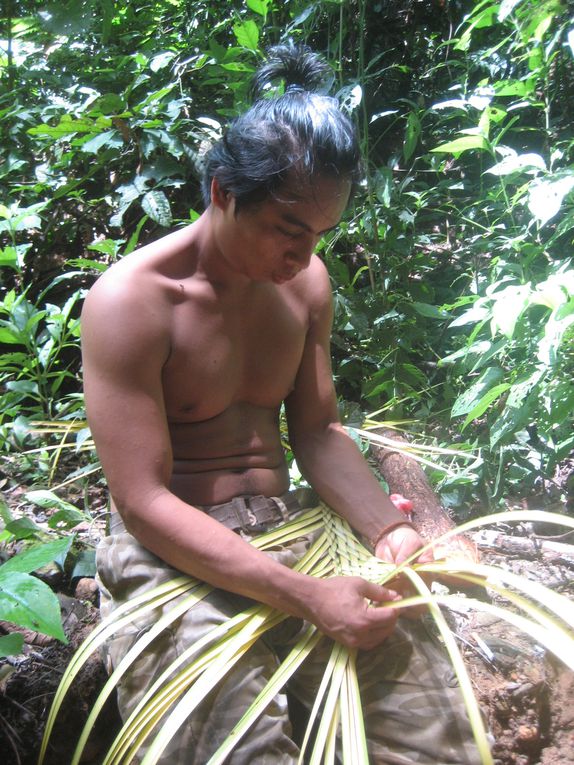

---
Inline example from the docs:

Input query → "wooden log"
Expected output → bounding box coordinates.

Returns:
[472,529,574,568]
[370,428,478,562]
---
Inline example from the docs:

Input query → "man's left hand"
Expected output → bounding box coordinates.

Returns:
[374,523,433,566]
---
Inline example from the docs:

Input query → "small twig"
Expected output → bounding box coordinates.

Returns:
[0,711,22,765]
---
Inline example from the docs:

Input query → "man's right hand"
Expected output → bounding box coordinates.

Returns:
[303,576,399,650]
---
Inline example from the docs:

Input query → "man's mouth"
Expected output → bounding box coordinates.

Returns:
[273,270,298,284]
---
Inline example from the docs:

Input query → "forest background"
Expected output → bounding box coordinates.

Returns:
[1,0,573,598]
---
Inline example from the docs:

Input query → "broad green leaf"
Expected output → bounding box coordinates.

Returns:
[81,130,123,154]
[0,246,19,269]
[149,51,176,72]
[71,549,97,579]
[403,112,421,162]
[498,0,525,20]
[537,311,574,365]
[25,489,83,515]
[91,93,126,115]
[233,20,259,52]
[141,191,172,227]
[412,302,449,320]
[0,632,25,657]
[449,301,491,328]
[451,366,504,417]
[219,62,254,72]
[439,340,492,366]
[0,537,72,575]
[485,152,545,176]
[247,0,268,17]
[532,283,567,311]
[0,326,22,344]
[374,167,393,206]
[28,116,108,138]
[490,283,531,338]
[505,370,543,409]
[0,571,66,641]
[528,175,574,226]
[455,2,500,51]
[493,79,533,97]
[5,517,42,540]
[461,382,511,430]
[432,135,489,154]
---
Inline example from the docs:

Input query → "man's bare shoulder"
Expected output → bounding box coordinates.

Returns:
[83,226,199,320]
[81,226,202,370]
[289,253,333,321]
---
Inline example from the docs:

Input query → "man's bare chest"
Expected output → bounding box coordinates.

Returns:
[162,290,308,420]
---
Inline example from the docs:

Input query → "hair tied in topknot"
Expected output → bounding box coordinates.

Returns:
[285,83,306,94]
[249,40,331,102]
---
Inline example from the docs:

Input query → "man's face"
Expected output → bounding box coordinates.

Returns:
[217,174,351,284]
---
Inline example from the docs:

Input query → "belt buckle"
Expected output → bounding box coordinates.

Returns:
[233,496,268,534]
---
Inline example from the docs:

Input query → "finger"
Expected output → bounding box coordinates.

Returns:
[366,605,398,632]
[360,580,399,603]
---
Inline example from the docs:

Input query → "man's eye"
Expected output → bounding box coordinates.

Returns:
[277,226,300,239]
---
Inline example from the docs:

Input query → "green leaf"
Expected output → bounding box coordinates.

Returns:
[403,112,421,163]
[81,130,123,154]
[0,537,73,575]
[0,571,66,641]
[431,135,489,154]
[141,191,172,227]
[461,382,511,430]
[233,20,260,52]
[374,167,393,207]
[439,340,493,366]
[449,301,491,328]
[498,0,525,21]
[247,0,269,17]
[0,632,25,657]
[412,302,449,320]
[28,116,107,139]
[451,367,504,417]
[25,489,83,516]
[485,152,546,176]
[0,246,18,269]
[0,326,22,344]
[490,283,531,339]
[493,79,534,97]
[528,176,574,226]
[150,51,176,72]
[71,550,97,580]
[5,518,42,540]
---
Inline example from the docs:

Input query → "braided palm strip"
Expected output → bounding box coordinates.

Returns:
[319,503,395,583]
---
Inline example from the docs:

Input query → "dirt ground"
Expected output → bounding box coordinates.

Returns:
[1,470,574,764]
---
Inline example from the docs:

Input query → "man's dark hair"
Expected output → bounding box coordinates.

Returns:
[200,41,362,210]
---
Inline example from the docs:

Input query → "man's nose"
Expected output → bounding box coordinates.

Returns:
[285,234,318,269]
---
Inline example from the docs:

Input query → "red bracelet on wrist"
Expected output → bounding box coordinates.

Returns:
[369,519,414,551]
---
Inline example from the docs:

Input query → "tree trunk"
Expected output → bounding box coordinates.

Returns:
[370,428,478,562]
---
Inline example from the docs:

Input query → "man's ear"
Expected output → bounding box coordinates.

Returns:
[211,177,233,211]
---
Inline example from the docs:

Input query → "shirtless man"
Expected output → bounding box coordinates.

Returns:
[83,43,481,764]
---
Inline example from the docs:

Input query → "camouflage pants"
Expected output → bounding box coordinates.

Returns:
[96,497,483,765]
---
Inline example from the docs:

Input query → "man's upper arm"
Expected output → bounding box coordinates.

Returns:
[285,259,340,439]
[81,273,172,514]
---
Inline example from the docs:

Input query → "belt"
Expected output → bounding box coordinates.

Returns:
[110,491,302,536]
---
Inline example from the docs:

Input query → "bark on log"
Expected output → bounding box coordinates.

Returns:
[472,529,574,568]
[370,428,478,562]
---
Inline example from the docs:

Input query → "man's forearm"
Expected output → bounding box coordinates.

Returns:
[115,488,402,649]
[120,489,319,617]
[291,422,409,547]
